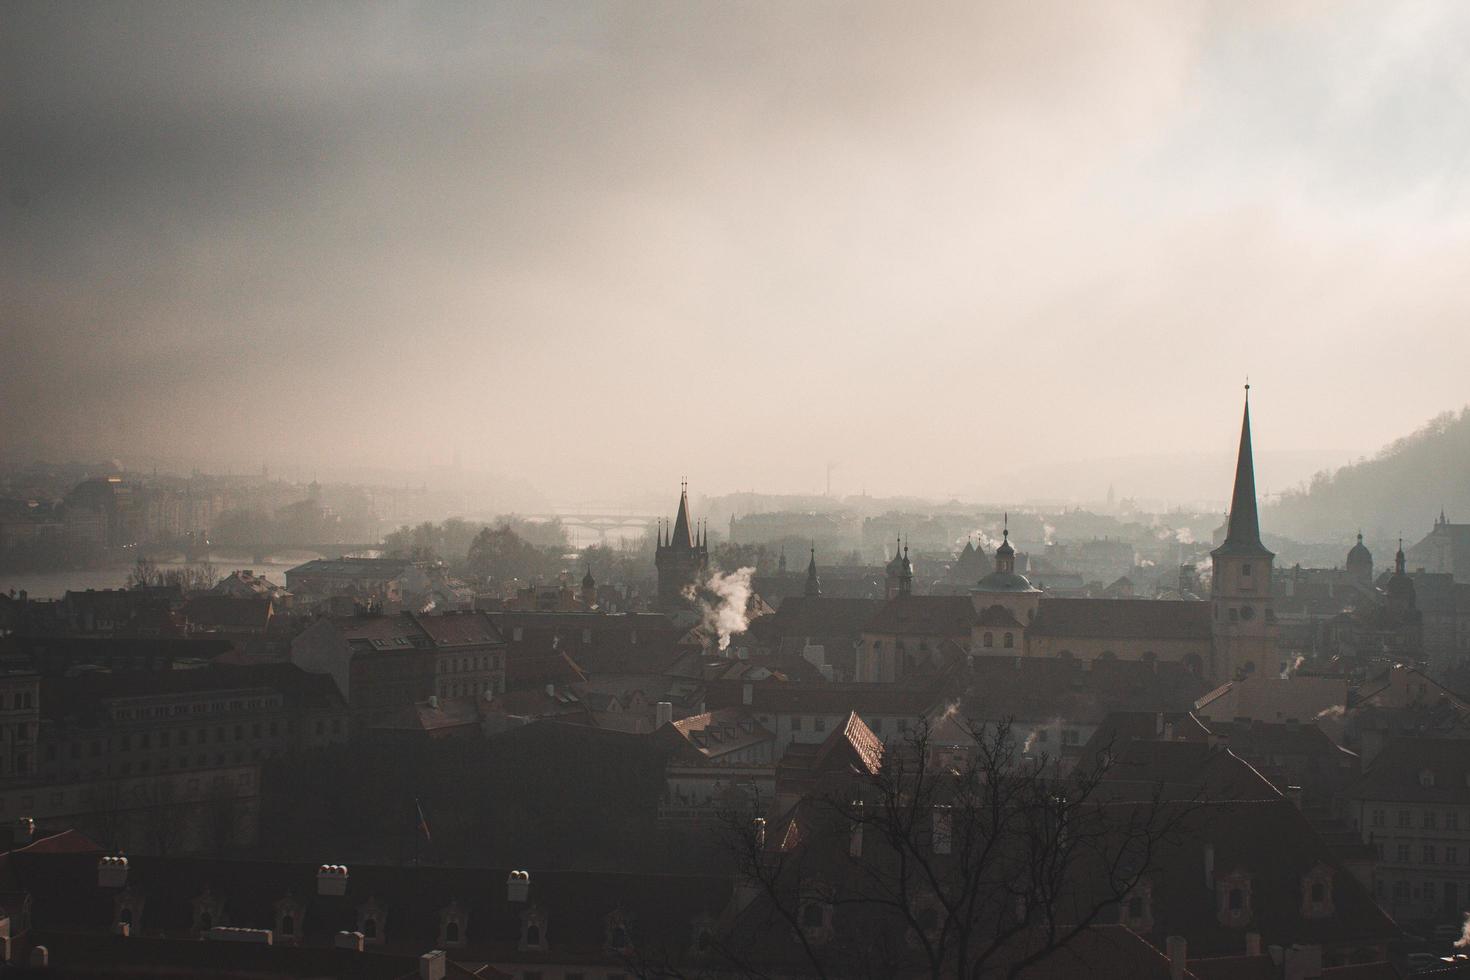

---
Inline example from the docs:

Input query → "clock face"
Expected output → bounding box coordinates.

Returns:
[1239,605,1255,622]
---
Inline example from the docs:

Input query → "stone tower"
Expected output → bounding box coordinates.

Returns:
[1210,387,1277,682]
[655,481,709,611]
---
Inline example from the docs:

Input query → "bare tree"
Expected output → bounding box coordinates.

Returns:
[664,719,1202,980]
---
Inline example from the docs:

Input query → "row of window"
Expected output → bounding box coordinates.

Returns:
[1386,842,1468,865]
[1371,808,1466,831]
[111,696,279,721]
[437,655,499,674]
[0,691,36,711]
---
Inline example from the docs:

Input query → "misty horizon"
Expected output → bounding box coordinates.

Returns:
[7,2,1470,505]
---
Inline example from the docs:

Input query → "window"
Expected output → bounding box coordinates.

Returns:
[1423,845,1437,864]
[1397,844,1411,863]
[814,717,826,733]
[1228,889,1242,911]
[1242,563,1252,576]
[1371,809,1385,829]
[444,921,459,943]
[280,914,295,936]
[1393,881,1410,900]
[983,632,994,648]
[1424,810,1438,829]
[1398,810,1412,828]
[1003,633,1014,649]
[1449,811,1460,831]
[791,716,802,732]
[1447,846,1459,865]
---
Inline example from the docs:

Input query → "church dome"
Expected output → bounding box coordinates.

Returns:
[1347,533,1371,566]
[976,569,1039,593]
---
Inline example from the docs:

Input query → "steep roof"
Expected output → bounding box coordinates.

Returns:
[1344,736,1470,805]
[1213,392,1274,559]
[181,594,274,630]
[8,850,732,966]
[863,594,976,637]
[1029,597,1212,641]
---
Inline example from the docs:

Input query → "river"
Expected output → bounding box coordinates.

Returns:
[0,553,312,599]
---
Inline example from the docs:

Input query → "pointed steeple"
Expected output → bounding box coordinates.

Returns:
[1396,536,1406,575]
[805,546,821,597]
[1214,385,1273,557]
[670,480,693,548]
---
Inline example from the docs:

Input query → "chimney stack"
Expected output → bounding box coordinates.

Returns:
[1165,936,1187,980]
[655,701,673,728]
[334,931,365,952]
[98,855,129,889]
[419,950,447,980]
[29,947,48,968]
[427,695,439,710]
[1283,944,1323,980]
[317,864,349,896]
[506,870,530,903]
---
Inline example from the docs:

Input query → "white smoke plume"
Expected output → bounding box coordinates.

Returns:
[1455,912,1470,949]
[686,566,756,652]
[1280,654,1307,679]
[1315,704,1346,721]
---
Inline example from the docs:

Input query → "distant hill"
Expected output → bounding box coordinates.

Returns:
[1268,408,1470,544]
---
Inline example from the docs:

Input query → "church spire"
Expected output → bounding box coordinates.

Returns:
[670,480,694,548]
[805,546,821,597]
[1215,385,1272,557]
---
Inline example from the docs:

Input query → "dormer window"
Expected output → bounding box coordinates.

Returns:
[1120,880,1154,933]
[274,895,305,942]
[983,633,994,648]
[1216,872,1253,928]
[798,901,834,944]
[606,909,634,951]
[439,900,468,947]
[191,889,226,934]
[114,889,145,934]
[356,898,386,945]
[1420,769,1436,788]
[1301,865,1335,919]
[519,905,548,951]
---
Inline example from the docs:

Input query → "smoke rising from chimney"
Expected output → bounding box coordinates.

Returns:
[686,566,756,652]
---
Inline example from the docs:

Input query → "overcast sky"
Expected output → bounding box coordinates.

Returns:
[4,1,1469,504]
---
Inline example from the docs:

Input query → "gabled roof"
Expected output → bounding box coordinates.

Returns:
[181,594,274,630]
[764,596,885,637]
[863,595,976,637]
[1029,597,1211,641]
[1344,736,1470,804]
[410,610,505,648]
[663,706,772,761]
[810,711,883,776]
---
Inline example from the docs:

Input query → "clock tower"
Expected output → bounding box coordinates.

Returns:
[1210,387,1277,682]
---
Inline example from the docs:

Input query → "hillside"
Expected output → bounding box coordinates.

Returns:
[1268,408,1470,544]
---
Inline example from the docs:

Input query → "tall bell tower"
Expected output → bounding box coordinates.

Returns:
[1210,386,1277,682]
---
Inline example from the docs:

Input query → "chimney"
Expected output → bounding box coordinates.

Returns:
[1245,932,1262,956]
[427,695,439,710]
[545,683,555,698]
[1165,935,1187,980]
[655,702,673,728]
[98,855,129,889]
[334,931,365,951]
[419,950,447,980]
[1155,712,1165,736]
[506,870,530,903]
[1283,944,1323,980]
[114,922,131,937]
[29,946,48,968]
[1204,843,1215,889]
[742,682,753,706]
[317,864,349,896]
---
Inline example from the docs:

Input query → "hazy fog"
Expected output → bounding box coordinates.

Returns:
[5,1,1470,504]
